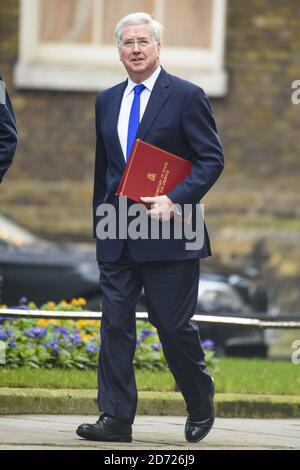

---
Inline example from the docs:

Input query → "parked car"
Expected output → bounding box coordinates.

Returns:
[0,215,100,309]
[0,215,278,357]
[137,271,278,358]
[195,272,279,357]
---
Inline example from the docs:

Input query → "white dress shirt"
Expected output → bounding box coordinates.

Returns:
[117,66,161,160]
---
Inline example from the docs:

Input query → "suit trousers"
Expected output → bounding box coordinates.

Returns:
[97,243,214,424]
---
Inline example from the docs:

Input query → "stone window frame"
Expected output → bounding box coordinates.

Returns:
[14,0,228,96]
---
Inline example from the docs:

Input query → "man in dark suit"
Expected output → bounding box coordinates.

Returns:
[0,76,18,183]
[77,12,224,443]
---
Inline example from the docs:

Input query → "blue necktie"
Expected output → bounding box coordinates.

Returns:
[126,84,145,161]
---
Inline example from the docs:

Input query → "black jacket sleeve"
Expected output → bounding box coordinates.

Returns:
[0,76,18,183]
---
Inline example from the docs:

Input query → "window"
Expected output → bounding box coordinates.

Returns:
[15,0,227,96]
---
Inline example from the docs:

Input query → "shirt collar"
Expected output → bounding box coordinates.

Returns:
[125,66,161,96]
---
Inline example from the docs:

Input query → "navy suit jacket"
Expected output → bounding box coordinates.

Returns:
[0,76,18,183]
[93,68,224,262]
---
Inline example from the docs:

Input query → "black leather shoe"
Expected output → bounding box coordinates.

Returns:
[76,414,132,442]
[185,377,215,443]
[185,416,214,443]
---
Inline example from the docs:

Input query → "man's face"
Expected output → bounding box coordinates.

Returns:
[119,24,161,83]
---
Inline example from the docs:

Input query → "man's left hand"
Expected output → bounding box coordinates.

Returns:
[140,195,175,221]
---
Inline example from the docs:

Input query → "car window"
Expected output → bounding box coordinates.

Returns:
[198,281,245,313]
[0,215,38,246]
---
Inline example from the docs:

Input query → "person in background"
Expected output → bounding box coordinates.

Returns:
[0,76,18,183]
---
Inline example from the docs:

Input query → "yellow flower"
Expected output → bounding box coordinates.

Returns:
[75,319,100,329]
[0,304,7,309]
[76,320,86,329]
[59,300,68,307]
[38,319,49,327]
[80,333,94,342]
[78,297,87,306]
[48,319,61,325]
[28,302,37,309]
[46,302,56,311]
[71,298,79,306]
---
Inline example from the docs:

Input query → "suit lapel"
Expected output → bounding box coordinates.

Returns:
[137,68,171,141]
[109,80,127,168]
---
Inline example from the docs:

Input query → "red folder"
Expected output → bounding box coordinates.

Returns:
[116,139,192,203]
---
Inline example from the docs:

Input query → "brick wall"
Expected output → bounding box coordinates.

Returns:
[220,0,300,176]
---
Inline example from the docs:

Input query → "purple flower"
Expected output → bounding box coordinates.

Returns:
[19,297,28,305]
[0,317,15,323]
[46,338,60,353]
[71,334,82,345]
[86,342,99,354]
[59,327,69,335]
[8,341,16,348]
[10,305,28,310]
[201,339,215,350]
[53,325,70,335]
[151,343,161,351]
[25,327,47,340]
[49,337,59,347]
[140,329,155,340]
[0,327,7,341]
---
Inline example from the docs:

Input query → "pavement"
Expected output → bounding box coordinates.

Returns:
[0,415,300,450]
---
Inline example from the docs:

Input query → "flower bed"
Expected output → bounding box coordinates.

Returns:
[0,299,216,370]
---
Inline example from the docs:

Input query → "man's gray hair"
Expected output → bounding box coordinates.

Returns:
[115,12,163,46]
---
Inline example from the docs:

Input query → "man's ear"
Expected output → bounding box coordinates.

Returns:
[157,42,161,57]
[118,46,123,61]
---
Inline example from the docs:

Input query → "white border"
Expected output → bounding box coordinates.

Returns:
[14,0,228,96]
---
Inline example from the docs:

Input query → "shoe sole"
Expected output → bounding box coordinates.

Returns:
[76,428,132,443]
